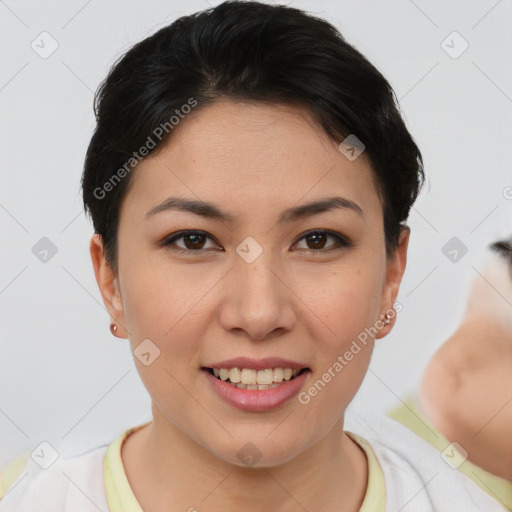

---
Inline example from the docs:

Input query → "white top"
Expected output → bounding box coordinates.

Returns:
[0,414,506,511]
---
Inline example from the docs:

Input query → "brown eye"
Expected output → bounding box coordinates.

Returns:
[160,230,220,252]
[182,233,207,250]
[294,230,351,253]
[305,232,328,250]
[160,229,351,255]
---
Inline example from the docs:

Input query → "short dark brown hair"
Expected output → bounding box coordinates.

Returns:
[81,0,424,270]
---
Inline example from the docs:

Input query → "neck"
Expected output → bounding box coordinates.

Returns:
[122,404,368,511]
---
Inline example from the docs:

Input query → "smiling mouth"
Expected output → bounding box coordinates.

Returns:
[202,367,310,390]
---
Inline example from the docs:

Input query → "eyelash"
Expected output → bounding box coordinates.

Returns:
[158,229,353,255]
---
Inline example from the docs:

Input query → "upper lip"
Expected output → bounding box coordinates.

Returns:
[204,357,310,371]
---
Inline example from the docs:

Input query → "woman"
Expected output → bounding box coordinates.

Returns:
[0,1,505,510]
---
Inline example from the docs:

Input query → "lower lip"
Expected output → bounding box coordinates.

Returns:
[202,369,310,412]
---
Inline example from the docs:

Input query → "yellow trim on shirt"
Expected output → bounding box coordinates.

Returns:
[0,451,30,500]
[103,422,149,511]
[104,424,386,511]
[347,431,387,511]
[388,395,512,510]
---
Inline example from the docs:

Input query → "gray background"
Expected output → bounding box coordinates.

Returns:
[1,0,511,468]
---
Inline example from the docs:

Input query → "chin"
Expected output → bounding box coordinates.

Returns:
[213,435,306,469]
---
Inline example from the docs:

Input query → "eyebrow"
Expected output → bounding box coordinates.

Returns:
[145,195,364,223]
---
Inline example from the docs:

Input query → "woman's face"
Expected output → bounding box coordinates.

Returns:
[92,99,407,467]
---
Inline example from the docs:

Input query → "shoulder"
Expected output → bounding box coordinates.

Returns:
[348,412,507,512]
[389,393,512,509]
[0,444,109,511]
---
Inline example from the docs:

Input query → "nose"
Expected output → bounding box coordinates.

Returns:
[218,251,297,341]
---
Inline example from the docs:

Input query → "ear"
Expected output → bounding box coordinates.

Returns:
[375,226,409,339]
[89,234,128,338]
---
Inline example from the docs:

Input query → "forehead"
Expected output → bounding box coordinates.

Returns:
[122,99,382,221]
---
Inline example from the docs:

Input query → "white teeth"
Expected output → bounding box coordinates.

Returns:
[273,368,284,382]
[257,369,274,385]
[209,366,305,387]
[229,368,241,383]
[241,368,257,385]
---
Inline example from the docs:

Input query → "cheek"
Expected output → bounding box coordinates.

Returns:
[297,260,384,395]
[317,279,378,378]
[118,248,224,386]
[121,267,208,348]
[119,239,198,329]
[297,260,384,341]
[118,262,210,409]
[295,268,381,426]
